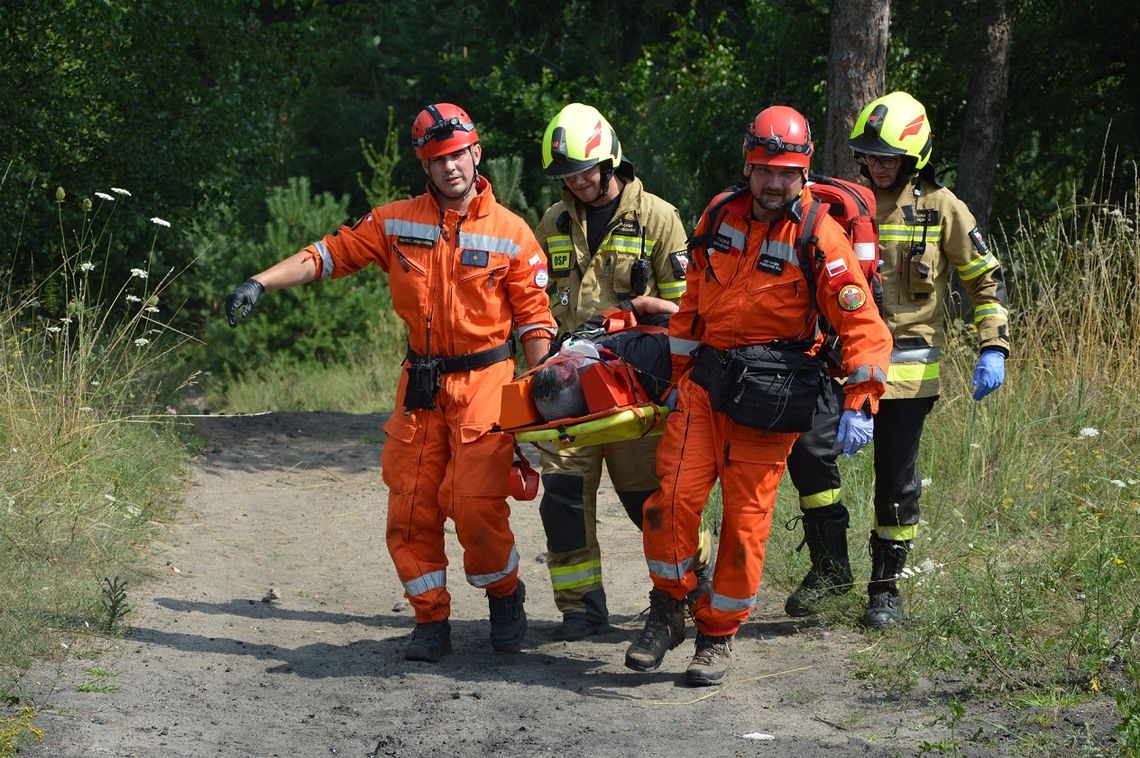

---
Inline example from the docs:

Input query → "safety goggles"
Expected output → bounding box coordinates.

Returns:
[745,132,812,156]
[411,113,476,148]
[856,154,901,169]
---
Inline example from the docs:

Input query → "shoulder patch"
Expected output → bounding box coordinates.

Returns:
[838,284,868,311]
[969,228,989,254]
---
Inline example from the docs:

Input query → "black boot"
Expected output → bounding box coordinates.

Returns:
[862,533,910,628]
[405,620,452,662]
[487,579,527,652]
[625,589,686,671]
[785,504,853,617]
[552,588,610,641]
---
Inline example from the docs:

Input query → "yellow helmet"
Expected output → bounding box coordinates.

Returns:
[541,103,623,179]
[849,91,933,170]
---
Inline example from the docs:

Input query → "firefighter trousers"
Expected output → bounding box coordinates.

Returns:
[382,407,520,624]
[538,435,659,617]
[786,378,845,511]
[642,376,798,636]
[870,396,936,538]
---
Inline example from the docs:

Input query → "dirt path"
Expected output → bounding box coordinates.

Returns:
[20,411,955,757]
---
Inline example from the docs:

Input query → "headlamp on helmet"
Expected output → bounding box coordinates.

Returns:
[744,106,814,169]
[411,103,479,160]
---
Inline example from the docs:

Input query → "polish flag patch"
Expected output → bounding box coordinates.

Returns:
[825,258,848,279]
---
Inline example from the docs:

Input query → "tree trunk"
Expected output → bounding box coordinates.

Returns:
[823,0,889,180]
[956,0,1016,234]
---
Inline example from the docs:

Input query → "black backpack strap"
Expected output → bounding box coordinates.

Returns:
[795,198,827,304]
[686,183,749,252]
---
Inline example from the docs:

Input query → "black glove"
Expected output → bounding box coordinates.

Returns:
[225,279,265,327]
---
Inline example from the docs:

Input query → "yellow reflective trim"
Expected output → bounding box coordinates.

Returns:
[549,560,602,591]
[879,224,942,243]
[801,488,842,509]
[973,303,1008,323]
[887,362,940,383]
[956,253,998,280]
[602,237,642,255]
[658,280,686,297]
[876,524,918,541]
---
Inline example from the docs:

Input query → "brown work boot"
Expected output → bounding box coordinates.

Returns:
[624,589,686,671]
[684,632,733,686]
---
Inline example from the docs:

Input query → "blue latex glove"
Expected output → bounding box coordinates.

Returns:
[836,409,874,457]
[972,349,1006,401]
[664,387,679,411]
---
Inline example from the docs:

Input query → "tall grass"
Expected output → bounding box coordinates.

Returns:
[0,178,190,739]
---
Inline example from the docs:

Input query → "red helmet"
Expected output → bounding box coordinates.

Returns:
[410,103,479,160]
[743,106,814,169]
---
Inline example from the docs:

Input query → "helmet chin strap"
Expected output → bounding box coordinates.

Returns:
[597,163,615,200]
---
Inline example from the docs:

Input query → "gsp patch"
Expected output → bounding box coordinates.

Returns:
[838,284,868,311]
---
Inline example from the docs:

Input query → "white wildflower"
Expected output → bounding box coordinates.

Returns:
[79,406,94,412]
[144,306,159,313]
[150,216,171,228]
[60,317,72,324]
[95,191,115,201]
[111,187,132,196]
[921,477,933,487]
[124,504,142,517]
[125,294,142,303]
[1078,427,1100,438]
[145,328,162,335]
[46,326,62,333]
[91,380,101,386]
[134,337,150,347]
[969,442,981,449]
[1110,480,1126,488]
[130,268,149,279]
[79,261,96,272]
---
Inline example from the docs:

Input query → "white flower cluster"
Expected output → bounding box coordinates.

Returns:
[1078,427,1100,438]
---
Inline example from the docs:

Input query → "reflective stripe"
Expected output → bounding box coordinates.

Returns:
[854,241,877,263]
[710,591,755,612]
[875,524,918,541]
[549,560,602,591]
[403,568,446,597]
[601,235,644,255]
[314,240,334,280]
[848,365,887,385]
[548,235,574,272]
[891,346,941,364]
[887,362,940,383]
[384,218,441,242]
[973,302,1008,324]
[658,279,686,298]
[801,488,842,509]
[467,546,519,588]
[716,218,746,251]
[459,231,522,258]
[956,252,999,281]
[647,555,693,582]
[879,224,942,243]
[518,324,555,338]
[669,336,700,357]
[759,239,798,265]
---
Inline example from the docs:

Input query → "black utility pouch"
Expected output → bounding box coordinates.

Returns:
[403,358,442,412]
[691,344,826,432]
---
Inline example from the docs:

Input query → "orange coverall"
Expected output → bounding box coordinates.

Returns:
[643,187,891,636]
[302,176,556,623]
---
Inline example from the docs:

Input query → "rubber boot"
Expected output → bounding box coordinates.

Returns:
[624,589,686,671]
[784,504,853,617]
[487,579,527,652]
[551,587,610,641]
[862,533,910,629]
[404,620,452,662]
[684,632,734,686]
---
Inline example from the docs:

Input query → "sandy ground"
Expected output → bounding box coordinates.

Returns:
[16,411,1112,757]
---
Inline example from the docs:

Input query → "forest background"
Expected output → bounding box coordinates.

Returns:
[2,1,1139,755]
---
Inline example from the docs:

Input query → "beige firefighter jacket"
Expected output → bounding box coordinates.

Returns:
[877,176,1011,399]
[534,175,688,332]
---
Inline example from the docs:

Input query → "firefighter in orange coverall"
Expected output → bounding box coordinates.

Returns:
[624,106,892,686]
[224,103,556,663]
